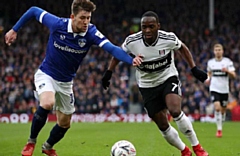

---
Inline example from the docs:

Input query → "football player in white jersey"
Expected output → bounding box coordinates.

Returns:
[205,43,236,138]
[5,0,143,155]
[102,11,209,156]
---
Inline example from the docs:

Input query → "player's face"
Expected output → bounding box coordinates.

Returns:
[141,16,160,44]
[214,47,223,59]
[71,10,91,33]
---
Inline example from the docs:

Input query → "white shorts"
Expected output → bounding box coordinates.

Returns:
[34,69,75,115]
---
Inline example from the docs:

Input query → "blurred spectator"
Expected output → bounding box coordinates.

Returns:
[129,82,142,114]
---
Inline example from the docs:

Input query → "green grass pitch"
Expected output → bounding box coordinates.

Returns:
[0,121,240,156]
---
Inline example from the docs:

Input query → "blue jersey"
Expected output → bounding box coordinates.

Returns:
[38,11,108,82]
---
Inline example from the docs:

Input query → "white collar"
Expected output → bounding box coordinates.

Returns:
[68,19,87,37]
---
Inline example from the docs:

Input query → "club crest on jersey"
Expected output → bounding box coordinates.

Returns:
[60,35,65,40]
[39,83,45,89]
[78,38,87,47]
[159,50,165,55]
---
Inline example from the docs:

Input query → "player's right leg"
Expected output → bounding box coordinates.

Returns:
[22,70,55,156]
[214,101,222,137]
[21,91,54,156]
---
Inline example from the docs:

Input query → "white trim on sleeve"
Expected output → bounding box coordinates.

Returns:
[39,11,48,23]
[99,39,109,47]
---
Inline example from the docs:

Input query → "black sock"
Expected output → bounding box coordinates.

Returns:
[46,124,69,147]
[30,106,50,139]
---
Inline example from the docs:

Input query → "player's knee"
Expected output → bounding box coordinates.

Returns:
[214,102,221,108]
[159,123,170,131]
[168,110,181,118]
[152,115,169,131]
[214,105,221,111]
[39,92,55,110]
[58,121,71,128]
[40,101,55,110]
[153,119,169,131]
[57,115,71,128]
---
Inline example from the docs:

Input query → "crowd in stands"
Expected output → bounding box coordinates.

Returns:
[0,0,239,119]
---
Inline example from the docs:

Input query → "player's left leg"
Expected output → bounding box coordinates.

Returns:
[166,94,209,156]
[22,70,56,156]
[42,110,72,156]
[221,94,229,123]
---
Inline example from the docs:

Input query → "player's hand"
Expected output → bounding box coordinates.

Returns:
[5,29,17,46]
[221,67,228,72]
[101,70,112,90]
[133,54,144,66]
[204,77,210,85]
[191,66,208,83]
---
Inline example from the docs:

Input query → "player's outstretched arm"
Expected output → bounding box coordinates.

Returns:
[5,7,44,46]
[101,42,142,66]
[178,43,208,83]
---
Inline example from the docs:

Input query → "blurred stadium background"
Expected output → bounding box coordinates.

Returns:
[0,0,240,123]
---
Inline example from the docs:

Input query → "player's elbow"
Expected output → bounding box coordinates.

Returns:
[232,73,237,79]
[28,6,39,11]
[28,6,43,17]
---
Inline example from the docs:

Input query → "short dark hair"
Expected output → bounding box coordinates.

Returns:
[142,11,159,23]
[71,0,96,15]
[213,43,223,50]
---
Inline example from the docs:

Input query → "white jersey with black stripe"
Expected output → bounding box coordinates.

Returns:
[122,30,182,88]
[207,57,235,93]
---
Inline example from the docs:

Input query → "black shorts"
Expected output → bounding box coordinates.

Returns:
[210,91,229,107]
[139,76,181,118]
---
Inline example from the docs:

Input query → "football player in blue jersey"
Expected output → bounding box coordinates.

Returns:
[5,0,143,155]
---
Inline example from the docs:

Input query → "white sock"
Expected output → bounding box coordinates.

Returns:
[215,111,222,130]
[160,126,185,151]
[222,112,226,122]
[174,111,199,146]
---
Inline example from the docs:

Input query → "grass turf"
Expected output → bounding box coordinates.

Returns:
[0,121,239,156]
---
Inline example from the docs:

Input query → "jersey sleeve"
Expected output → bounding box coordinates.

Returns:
[207,60,211,72]
[159,31,182,50]
[38,11,61,32]
[228,59,235,71]
[90,26,109,47]
[121,37,131,53]
[168,32,182,50]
